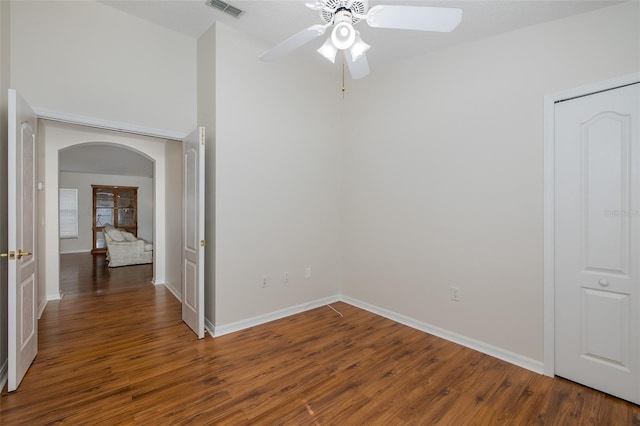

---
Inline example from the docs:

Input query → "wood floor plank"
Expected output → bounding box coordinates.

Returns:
[2,254,640,424]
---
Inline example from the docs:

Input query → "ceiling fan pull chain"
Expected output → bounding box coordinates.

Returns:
[342,60,346,99]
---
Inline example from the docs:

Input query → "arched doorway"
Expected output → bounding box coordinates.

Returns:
[59,143,154,253]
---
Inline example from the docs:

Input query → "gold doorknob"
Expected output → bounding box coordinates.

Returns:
[16,250,32,259]
[0,251,16,260]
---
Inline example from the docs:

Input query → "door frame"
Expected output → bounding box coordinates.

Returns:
[37,112,186,302]
[543,72,640,377]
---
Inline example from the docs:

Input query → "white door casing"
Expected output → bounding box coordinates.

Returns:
[554,83,639,404]
[182,127,205,338]
[7,89,38,392]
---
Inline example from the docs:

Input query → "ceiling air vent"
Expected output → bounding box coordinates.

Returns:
[205,0,244,18]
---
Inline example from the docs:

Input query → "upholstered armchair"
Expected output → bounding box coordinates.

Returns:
[103,224,153,267]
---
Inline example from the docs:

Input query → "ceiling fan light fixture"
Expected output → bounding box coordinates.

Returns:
[331,22,356,49]
[317,37,339,63]
[330,10,357,50]
[259,0,463,80]
[349,32,370,60]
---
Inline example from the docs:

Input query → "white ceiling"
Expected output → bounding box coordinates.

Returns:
[66,0,620,173]
[101,0,621,71]
[60,144,154,178]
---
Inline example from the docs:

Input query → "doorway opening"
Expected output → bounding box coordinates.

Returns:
[40,119,183,303]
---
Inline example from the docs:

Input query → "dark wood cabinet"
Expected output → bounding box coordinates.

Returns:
[91,185,138,254]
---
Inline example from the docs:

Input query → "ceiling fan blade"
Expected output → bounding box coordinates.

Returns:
[366,5,462,32]
[259,24,329,62]
[306,1,337,13]
[345,49,370,80]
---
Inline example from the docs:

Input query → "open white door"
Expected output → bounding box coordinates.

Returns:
[5,89,38,391]
[182,127,205,338]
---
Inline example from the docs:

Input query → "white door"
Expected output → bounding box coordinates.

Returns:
[6,89,38,391]
[182,127,205,338]
[555,83,640,404]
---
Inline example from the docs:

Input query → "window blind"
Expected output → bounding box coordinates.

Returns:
[59,188,78,239]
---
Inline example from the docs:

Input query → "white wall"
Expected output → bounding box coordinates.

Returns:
[10,1,196,135]
[197,23,216,326]
[164,140,183,298]
[341,1,640,363]
[212,23,343,326]
[0,0,10,385]
[40,120,171,300]
[59,172,154,254]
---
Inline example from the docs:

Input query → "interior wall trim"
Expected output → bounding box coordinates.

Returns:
[37,299,47,320]
[204,317,215,337]
[210,293,543,374]
[59,250,92,255]
[161,281,181,302]
[33,107,187,141]
[341,295,544,375]
[213,295,341,337]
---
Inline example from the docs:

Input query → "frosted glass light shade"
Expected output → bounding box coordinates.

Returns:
[349,33,370,61]
[331,21,356,50]
[317,37,338,63]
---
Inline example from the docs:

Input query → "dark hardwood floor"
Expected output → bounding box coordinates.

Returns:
[60,252,153,296]
[1,255,639,424]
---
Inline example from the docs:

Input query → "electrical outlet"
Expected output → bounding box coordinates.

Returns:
[450,286,460,301]
[283,272,289,284]
[262,275,268,288]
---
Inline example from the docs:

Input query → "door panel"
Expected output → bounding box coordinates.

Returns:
[555,83,639,404]
[581,113,630,275]
[184,259,197,310]
[7,89,38,392]
[580,288,629,369]
[181,127,205,338]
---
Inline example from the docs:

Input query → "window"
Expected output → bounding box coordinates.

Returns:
[59,188,78,239]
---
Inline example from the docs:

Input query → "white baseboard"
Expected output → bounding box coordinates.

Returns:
[0,360,6,393]
[213,295,340,337]
[162,281,181,302]
[340,295,544,374]
[204,317,215,337]
[193,293,543,374]
[60,249,92,255]
[37,298,48,319]
[47,293,63,301]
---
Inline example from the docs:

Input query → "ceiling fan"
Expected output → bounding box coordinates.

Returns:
[259,0,463,79]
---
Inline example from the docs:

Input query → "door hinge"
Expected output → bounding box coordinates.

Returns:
[200,132,205,146]
[200,240,206,247]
